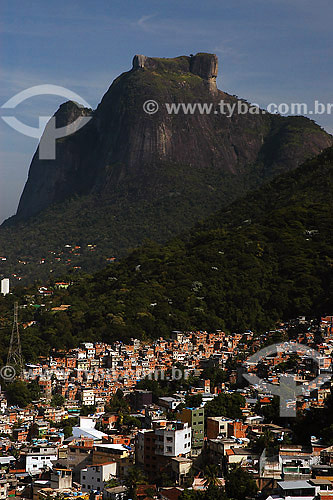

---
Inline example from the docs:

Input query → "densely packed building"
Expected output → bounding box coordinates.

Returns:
[0,316,332,499]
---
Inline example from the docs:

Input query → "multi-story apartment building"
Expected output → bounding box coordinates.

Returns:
[136,421,191,475]
[50,467,73,490]
[180,407,204,454]
[92,444,130,465]
[23,445,58,474]
[155,422,191,458]
[80,388,95,407]
[80,462,117,493]
[207,417,233,440]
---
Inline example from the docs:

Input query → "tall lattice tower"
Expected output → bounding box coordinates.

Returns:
[7,302,24,376]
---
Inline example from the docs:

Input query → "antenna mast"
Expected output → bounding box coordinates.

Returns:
[7,302,24,377]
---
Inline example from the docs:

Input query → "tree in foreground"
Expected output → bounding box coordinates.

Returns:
[203,464,222,488]
[124,466,148,500]
[180,485,227,500]
[225,465,258,500]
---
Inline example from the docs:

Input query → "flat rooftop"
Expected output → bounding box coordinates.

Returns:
[277,480,314,490]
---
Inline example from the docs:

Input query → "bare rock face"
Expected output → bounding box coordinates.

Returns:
[132,54,148,69]
[16,101,93,220]
[12,52,332,223]
[190,53,218,79]
[190,53,218,93]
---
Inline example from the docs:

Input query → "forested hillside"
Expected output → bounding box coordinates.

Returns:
[0,53,331,284]
[0,147,332,361]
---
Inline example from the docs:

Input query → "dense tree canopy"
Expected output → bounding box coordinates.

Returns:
[204,393,245,419]
[0,147,332,361]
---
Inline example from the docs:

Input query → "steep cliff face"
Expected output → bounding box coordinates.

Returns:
[1,52,332,283]
[14,52,332,221]
[16,101,93,219]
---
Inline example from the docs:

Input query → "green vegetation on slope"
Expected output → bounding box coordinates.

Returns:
[49,146,332,339]
[0,53,330,284]
[0,147,332,360]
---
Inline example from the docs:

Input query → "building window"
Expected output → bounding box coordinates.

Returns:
[167,446,172,452]
[82,475,86,480]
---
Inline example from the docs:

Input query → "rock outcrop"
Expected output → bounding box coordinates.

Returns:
[190,53,218,93]
[133,52,218,93]
[132,54,148,69]
[5,52,332,271]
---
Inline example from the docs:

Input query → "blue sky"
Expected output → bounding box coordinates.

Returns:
[0,0,332,223]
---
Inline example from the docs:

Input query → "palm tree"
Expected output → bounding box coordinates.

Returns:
[124,466,148,500]
[203,464,222,488]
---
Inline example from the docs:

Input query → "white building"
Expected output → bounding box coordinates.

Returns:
[158,396,185,411]
[279,445,320,480]
[0,476,8,499]
[0,396,7,414]
[0,457,15,468]
[72,417,107,441]
[136,429,150,465]
[80,462,117,493]
[25,446,58,474]
[81,342,94,350]
[103,485,128,499]
[155,422,191,457]
[0,279,9,296]
[81,389,95,406]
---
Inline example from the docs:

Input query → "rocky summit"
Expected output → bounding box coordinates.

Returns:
[0,52,332,282]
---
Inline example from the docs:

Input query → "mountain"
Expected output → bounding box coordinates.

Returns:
[63,145,333,340]
[1,146,332,359]
[0,52,331,283]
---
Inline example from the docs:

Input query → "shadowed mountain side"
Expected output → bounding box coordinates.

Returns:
[0,52,331,283]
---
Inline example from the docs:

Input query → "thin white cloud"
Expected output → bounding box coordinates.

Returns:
[136,14,157,31]
[132,14,216,39]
